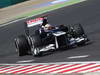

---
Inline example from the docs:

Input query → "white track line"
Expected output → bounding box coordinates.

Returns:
[1,61,100,65]
[68,55,89,59]
[0,18,26,27]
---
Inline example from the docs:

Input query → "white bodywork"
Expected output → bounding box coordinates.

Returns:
[53,31,66,36]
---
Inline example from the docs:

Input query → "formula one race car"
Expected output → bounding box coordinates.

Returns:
[14,17,89,56]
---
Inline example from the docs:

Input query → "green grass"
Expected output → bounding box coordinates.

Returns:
[16,0,85,19]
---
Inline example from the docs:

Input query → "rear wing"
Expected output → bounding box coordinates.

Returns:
[25,17,43,36]
[26,17,43,27]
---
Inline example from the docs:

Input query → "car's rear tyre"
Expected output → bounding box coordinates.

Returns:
[15,35,31,56]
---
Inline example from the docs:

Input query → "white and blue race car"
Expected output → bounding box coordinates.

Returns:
[14,17,89,56]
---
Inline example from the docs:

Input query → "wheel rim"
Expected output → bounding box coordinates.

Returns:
[34,48,38,55]
[31,47,40,56]
[30,37,41,56]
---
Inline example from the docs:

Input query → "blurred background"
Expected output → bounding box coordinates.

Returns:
[0,0,28,8]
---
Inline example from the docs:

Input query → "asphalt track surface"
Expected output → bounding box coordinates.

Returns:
[0,0,100,64]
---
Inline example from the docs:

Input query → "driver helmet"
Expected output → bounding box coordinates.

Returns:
[45,24,55,30]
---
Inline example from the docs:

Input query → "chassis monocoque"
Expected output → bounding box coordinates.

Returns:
[14,17,89,56]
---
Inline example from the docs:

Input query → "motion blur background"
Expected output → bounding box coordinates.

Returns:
[0,0,28,8]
